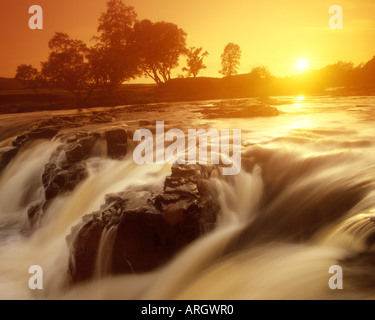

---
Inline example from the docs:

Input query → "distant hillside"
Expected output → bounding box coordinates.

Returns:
[1,55,375,114]
[0,78,24,90]
[161,74,273,101]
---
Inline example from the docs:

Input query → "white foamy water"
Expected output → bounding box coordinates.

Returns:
[1,96,375,299]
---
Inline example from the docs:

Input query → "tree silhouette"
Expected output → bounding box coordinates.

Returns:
[360,56,375,85]
[220,43,241,77]
[93,0,139,91]
[41,33,99,105]
[182,47,209,78]
[250,66,272,80]
[320,61,354,87]
[248,66,274,97]
[15,64,42,93]
[132,20,187,85]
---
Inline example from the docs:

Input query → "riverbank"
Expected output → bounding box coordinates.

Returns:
[1,75,374,115]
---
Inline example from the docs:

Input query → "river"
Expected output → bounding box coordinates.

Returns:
[1,95,375,299]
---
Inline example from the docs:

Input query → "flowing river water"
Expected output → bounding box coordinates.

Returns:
[1,96,375,299]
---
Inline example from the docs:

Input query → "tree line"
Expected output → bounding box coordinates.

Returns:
[15,0,242,105]
[16,0,375,103]
[271,58,375,96]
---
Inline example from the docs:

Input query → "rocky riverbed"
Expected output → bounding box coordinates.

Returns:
[0,99,281,286]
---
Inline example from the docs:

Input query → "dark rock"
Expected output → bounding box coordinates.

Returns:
[90,112,116,124]
[0,146,18,171]
[9,111,118,157]
[171,164,200,178]
[171,163,216,180]
[154,193,180,207]
[10,126,59,156]
[42,162,88,201]
[65,144,84,164]
[26,130,101,227]
[12,135,27,148]
[63,132,101,160]
[78,134,100,154]
[44,182,60,201]
[105,193,125,206]
[28,127,59,140]
[67,163,220,284]
[39,130,101,203]
[105,129,128,159]
[42,163,57,186]
[27,202,43,227]
[164,178,199,198]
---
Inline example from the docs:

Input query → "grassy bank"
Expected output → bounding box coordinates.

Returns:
[1,76,375,115]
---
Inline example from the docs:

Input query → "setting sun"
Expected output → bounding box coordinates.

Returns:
[296,59,309,72]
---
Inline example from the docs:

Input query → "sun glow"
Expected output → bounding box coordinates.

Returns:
[295,59,308,72]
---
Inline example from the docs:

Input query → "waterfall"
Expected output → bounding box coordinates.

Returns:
[94,225,119,279]
[1,97,375,300]
[0,137,168,299]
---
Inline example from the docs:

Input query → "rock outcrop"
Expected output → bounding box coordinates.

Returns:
[105,129,128,159]
[29,128,128,224]
[67,164,220,284]
[0,111,119,174]
[0,146,18,172]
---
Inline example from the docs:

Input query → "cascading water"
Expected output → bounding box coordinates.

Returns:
[0,137,169,299]
[1,96,375,300]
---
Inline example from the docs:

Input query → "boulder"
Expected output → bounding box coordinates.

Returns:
[65,144,84,164]
[28,127,59,140]
[105,129,128,159]
[67,163,220,284]
[0,146,18,171]
[42,162,88,201]
[26,131,101,226]
[78,134,101,154]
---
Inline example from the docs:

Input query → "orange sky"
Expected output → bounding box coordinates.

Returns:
[1,0,375,81]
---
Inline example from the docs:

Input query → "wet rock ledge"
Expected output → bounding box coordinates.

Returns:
[67,164,220,284]
[27,128,128,227]
[0,112,118,173]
